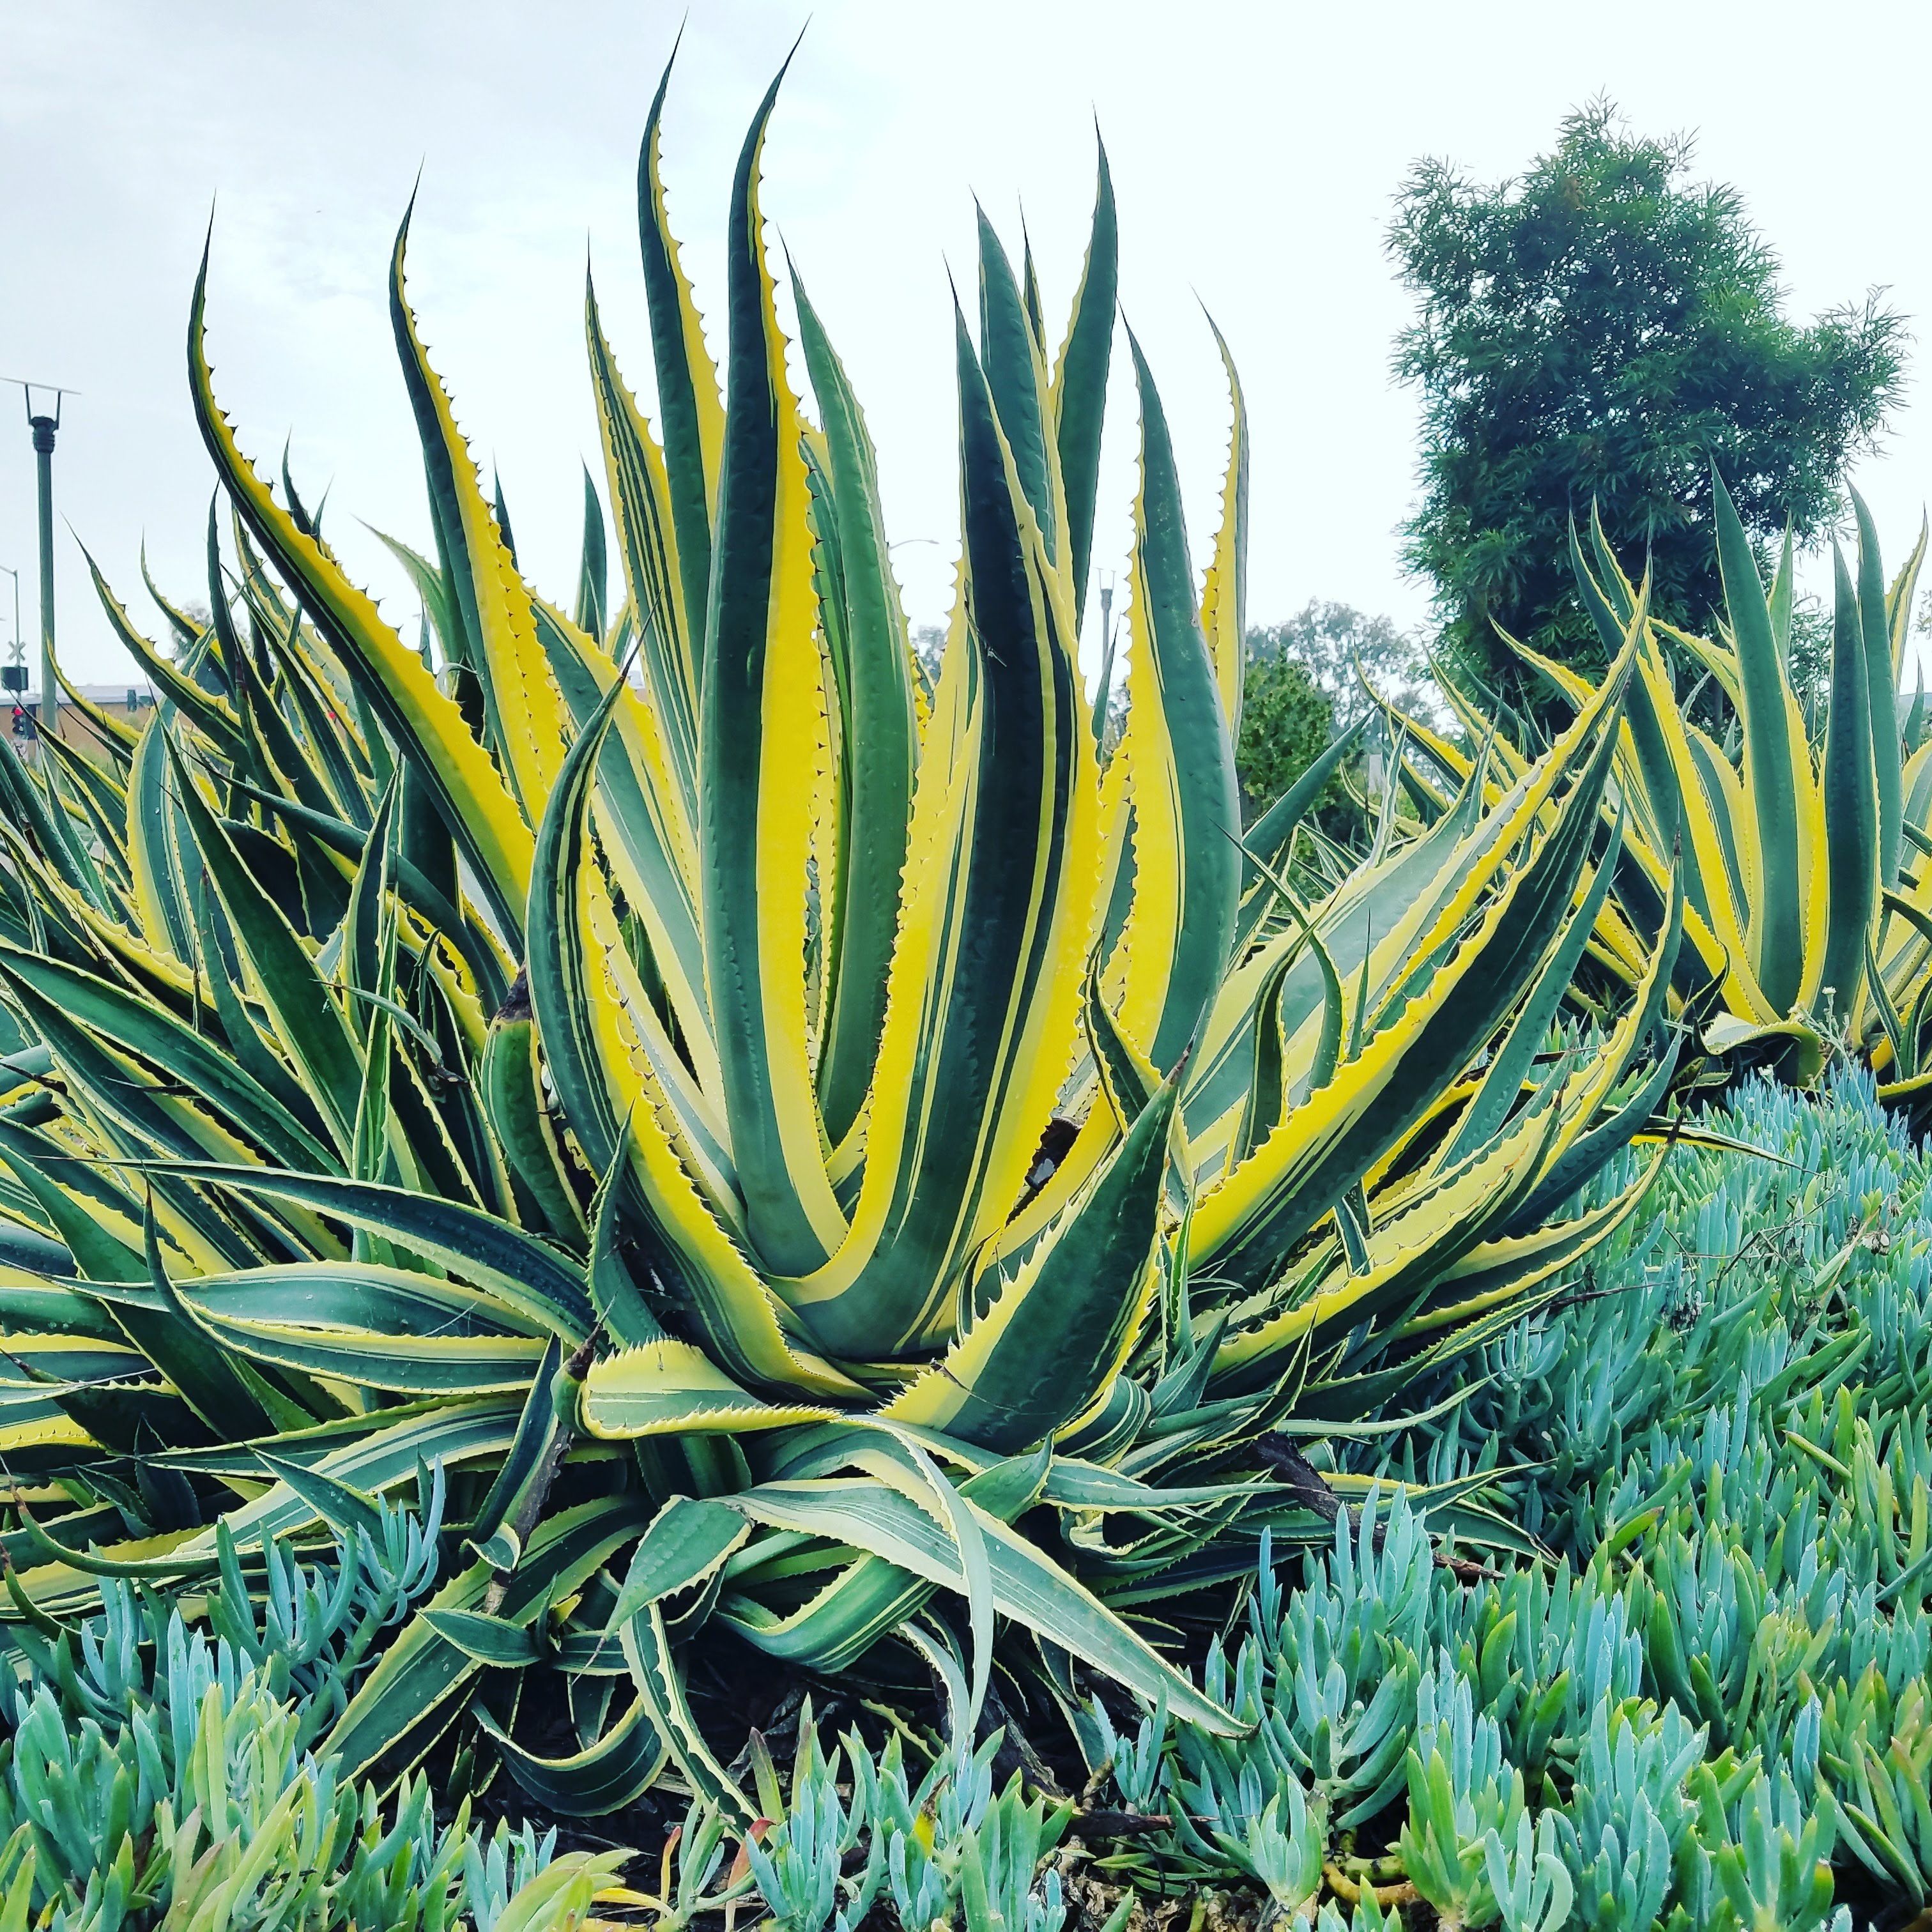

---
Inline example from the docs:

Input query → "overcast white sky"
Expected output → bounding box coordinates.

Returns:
[3,0,1929,689]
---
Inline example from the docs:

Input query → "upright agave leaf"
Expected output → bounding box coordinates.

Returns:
[0,54,1677,1810]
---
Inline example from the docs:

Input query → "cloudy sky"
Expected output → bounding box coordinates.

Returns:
[2,0,1928,689]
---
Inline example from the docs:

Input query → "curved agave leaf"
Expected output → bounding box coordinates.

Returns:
[188,243,535,946]
[700,73,848,1276]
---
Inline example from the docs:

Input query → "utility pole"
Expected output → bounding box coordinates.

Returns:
[7,379,77,749]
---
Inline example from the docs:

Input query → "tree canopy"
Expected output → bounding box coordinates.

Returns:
[1389,98,1906,689]
[1246,601,1432,734]
[1236,603,1428,832]
[1235,643,1335,825]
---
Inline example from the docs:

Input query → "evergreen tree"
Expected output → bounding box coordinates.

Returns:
[1390,98,1905,694]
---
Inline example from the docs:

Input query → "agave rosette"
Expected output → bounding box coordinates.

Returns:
[1402,480,1932,1104]
[0,60,1672,1813]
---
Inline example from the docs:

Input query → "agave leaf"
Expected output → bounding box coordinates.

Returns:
[326,1492,650,1781]
[188,242,535,944]
[1196,317,1248,737]
[778,296,1102,1360]
[976,204,1060,555]
[145,1162,595,1344]
[884,1064,1181,1452]
[792,262,921,1151]
[726,1476,1238,1735]
[699,72,850,1276]
[390,213,568,816]
[0,939,338,1174]
[1108,334,1240,1078]
[533,594,712,1083]
[636,48,723,665]
[585,279,702,835]
[1195,648,1629,1294]
[1051,137,1117,627]
[1711,470,1809,1015]
[1851,487,1904,890]
[1822,542,1880,1022]
[477,1694,666,1817]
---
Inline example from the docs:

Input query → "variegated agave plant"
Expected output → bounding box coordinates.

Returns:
[0,56,1676,1814]
[1397,481,1932,1103]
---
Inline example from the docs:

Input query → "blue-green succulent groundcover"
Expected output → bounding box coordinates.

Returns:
[1082,1067,1931,1930]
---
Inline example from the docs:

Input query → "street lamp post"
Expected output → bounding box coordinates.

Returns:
[7,379,75,749]
[31,408,56,742]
